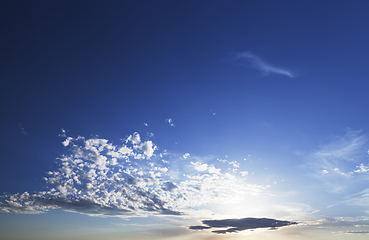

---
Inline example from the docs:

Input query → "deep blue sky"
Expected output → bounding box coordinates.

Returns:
[1,1,369,239]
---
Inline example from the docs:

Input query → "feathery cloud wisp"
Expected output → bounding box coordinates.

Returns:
[303,130,369,192]
[235,51,294,78]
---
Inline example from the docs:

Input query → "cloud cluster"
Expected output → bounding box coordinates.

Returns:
[0,132,267,218]
[189,217,298,234]
[235,51,294,78]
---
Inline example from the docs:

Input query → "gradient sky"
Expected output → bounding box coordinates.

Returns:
[1,0,369,239]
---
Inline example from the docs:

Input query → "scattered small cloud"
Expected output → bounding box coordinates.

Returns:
[19,124,27,135]
[58,128,67,137]
[166,118,174,127]
[234,51,294,78]
[183,153,190,159]
[144,123,148,127]
[189,217,298,234]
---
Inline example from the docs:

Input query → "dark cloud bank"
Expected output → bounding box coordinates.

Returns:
[189,217,298,234]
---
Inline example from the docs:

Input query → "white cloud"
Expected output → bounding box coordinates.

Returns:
[0,132,268,218]
[191,162,208,172]
[235,51,294,78]
[208,165,221,174]
[183,153,190,159]
[126,132,141,144]
[62,137,73,147]
[166,118,174,127]
[354,163,369,173]
[118,145,133,155]
[58,128,67,137]
[228,161,239,168]
[138,141,157,158]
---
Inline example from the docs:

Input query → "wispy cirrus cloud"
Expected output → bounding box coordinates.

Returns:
[341,188,369,207]
[235,51,294,78]
[303,129,369,192]
[345,231,369,234]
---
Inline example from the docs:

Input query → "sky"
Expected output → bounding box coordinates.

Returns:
[1,0,369,239]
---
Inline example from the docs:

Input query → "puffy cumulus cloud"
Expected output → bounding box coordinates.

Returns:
[191,162,221,175]
[126,132,141,145]
[191,162,208,172]
[137,141,157,158]
[189,217,298,234]
[0,132,267,219]
[354,163,369,173]
[62,137,73,147]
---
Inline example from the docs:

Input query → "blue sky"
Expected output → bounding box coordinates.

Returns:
[1,0,369,239]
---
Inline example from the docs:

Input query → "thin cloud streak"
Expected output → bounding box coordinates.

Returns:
[302,129,369,193]
[235,51,294,78]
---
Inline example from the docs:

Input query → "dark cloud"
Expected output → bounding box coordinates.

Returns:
[189,226,211,230]
[189,217,298,234]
